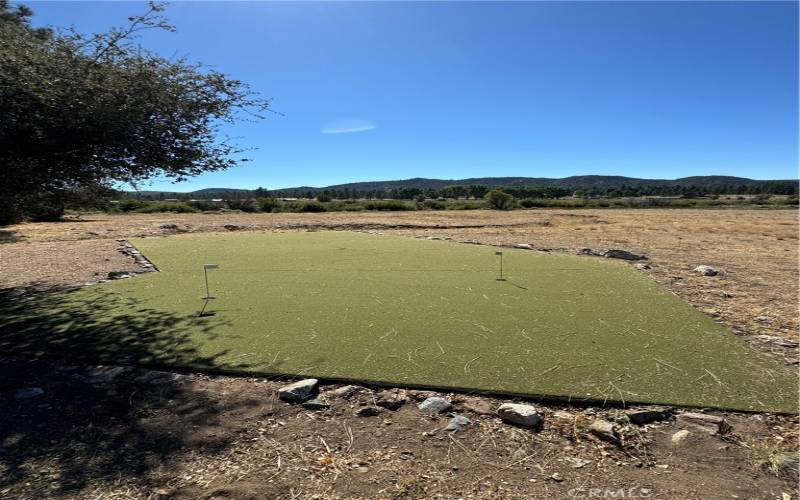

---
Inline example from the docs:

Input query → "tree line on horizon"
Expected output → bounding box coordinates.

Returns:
[131,180,799,202]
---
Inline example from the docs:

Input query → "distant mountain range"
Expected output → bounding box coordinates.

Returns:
[130,175,797,198]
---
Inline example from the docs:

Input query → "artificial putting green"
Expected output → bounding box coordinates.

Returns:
[1,231,796,413]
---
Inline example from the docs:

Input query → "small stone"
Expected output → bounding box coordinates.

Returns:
[356,406,381,417]
[754,315,775,324]
[375,389,408,411]
[514,243,533,249]
[277,378,318,403]
[626,408,671,426]
[497,403,542,428]
[588,419,620,444]
[330,385,364,398]
[418,397,452,414]
[107,271,132,280]
[670,429,691,444]
[634,263,651,270]
[550,472,564,482]
[603,249,646,261]
[408,390,437,401]
[693,265,718,276]
[302,396,330,410]
[444,414,472,432]
[14,387,44,400]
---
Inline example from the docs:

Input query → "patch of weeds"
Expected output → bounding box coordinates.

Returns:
[753,445,799,479]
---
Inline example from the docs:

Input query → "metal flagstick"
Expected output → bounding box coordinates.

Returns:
[199,264,220,316]
[495,251,505,281]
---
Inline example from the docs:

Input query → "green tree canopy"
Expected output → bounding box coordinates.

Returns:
[485,189,516,210]
[0,1,271,223]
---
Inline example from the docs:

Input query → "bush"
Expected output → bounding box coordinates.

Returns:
[226,199,258,212]
[485,189,516,210]
[188,200,222,211]
[362,200,414,211]
[257,197,280,212]
[134,202,199,213]
[421,199,447,210]
[118,198,149,212]
[281,201,327,213]
[26,194,65,221]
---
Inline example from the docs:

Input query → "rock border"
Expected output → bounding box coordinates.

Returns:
[106,239,159,280]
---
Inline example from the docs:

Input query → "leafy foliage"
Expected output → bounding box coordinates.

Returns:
[485,189,516,210]
[0,1,270,223]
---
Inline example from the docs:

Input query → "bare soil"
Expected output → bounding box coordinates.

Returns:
[1,209,798,499]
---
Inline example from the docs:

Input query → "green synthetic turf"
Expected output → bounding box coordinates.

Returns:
[1,231,796,412]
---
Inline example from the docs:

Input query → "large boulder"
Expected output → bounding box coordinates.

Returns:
[496,403,542,428]
[418,397,452,414]
[278,378,318,402]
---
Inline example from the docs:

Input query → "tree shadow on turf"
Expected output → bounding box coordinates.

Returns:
[0,285,255,496]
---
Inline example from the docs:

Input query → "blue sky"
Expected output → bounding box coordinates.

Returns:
[27,1,799,190]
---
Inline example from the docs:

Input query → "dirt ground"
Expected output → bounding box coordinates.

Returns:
[1,208,798,499]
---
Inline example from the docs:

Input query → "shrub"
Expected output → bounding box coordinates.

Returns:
[485,189,516,210]
[281,201,327,213]
[362,200,414,211]
[134,202,199,213]
[226,199,258,212]
[26,194,65,221]
[187,200,221,211]
[118,198,149,212]
[257,197,280,212]
[421,199,447,210]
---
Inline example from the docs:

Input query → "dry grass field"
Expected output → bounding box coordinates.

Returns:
[1,208,798,499]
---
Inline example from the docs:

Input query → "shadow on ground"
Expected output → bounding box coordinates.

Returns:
[0,229,22,244]
[0,286,255,496]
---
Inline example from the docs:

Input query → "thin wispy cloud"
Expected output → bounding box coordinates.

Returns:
[321,118,376,134]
